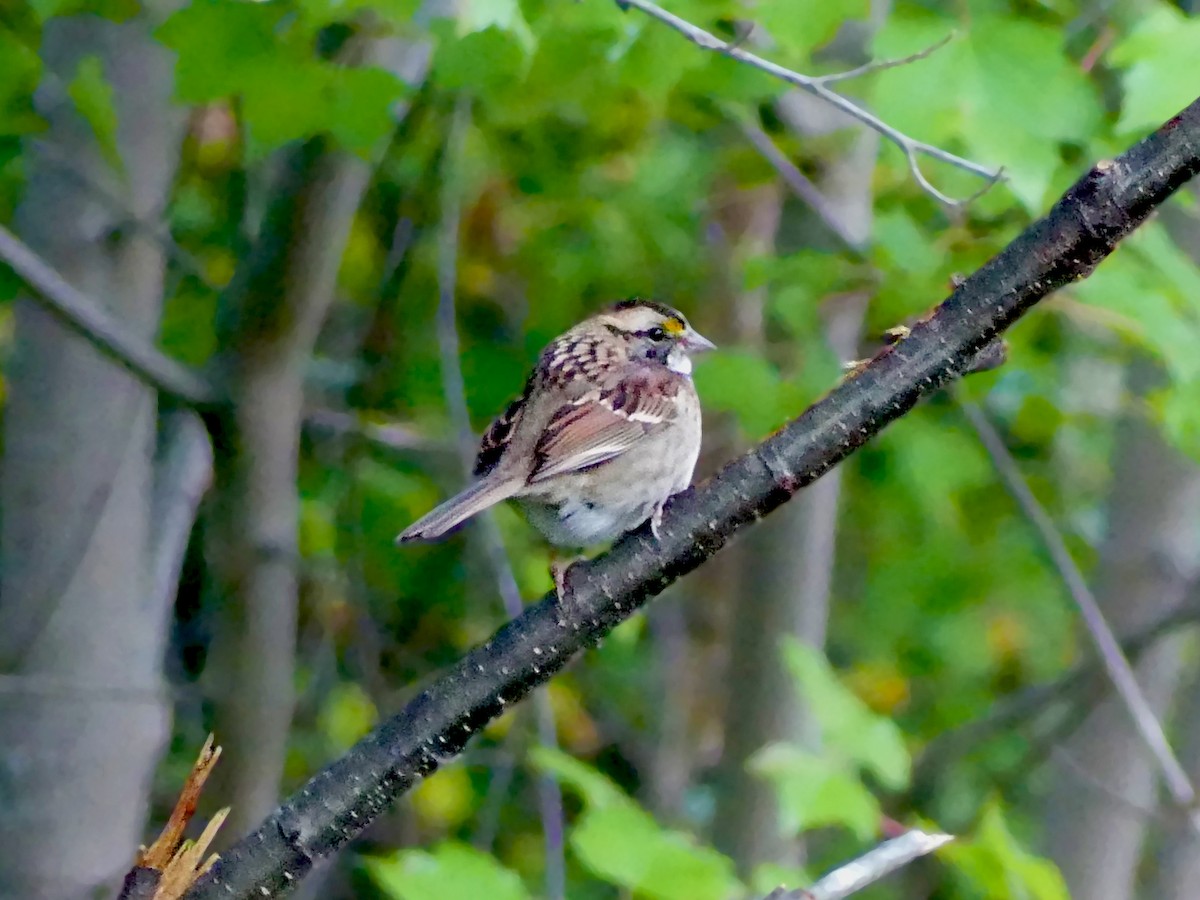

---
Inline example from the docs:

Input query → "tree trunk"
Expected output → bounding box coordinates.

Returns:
[204,35,433,838]
[1044,361,1200,900]
[0,14,184,898]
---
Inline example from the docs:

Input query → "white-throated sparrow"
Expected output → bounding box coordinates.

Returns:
[396,299,715,554]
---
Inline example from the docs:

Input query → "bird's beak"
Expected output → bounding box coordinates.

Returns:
[683,329,716,352]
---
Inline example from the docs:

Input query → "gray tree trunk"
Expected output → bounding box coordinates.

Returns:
[1045,362,1200,900]
[0,14,184,899]
[1148,644,1200,900]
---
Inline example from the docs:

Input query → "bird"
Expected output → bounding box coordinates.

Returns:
[396,299,715,589]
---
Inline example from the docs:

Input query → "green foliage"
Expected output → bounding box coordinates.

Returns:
[782,639,911,790]
[0,31,43,136]
[1110,3,1200,134]
[67,55,122,176]
[944,801,1070,900]
[317,681,378,751]
[157,0,410,158]
[871,11,1101,209]
[534,748,743,900]
[4,0,1199,896]
[750,640,913,840]
[367,842,531,900]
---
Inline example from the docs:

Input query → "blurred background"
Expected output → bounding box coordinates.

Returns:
[1,0,1199,897]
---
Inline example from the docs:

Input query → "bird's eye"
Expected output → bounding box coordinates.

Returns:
[647,326,668,341]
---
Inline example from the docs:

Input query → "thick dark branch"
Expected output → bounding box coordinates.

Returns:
[0,225,223,408]
[184,97,1200,900]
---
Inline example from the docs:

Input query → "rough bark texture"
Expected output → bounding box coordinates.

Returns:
[183,98,1200,900]
[1045,361,1200,900]
[0,14,184,899]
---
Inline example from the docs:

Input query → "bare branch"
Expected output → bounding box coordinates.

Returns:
[120,737,227,900]
[434,95,567,900]
[0,225,223,408]
[183,98,1200,900]
[150,409,214,614]
[914,596,1200,787]
[734,113,865,254]
[764,829,954,900]
[958,397,1200,830]
[303,408,435,453]
[613,0,1001,203]
[813,32,957,85]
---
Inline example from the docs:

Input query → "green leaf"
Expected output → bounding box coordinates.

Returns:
[318,681,378,751]
[530,745,628,808]
[944,800,1069,900]
[299,496,338,558]
[67,55,123,176]
[572,804,740,900]
[157,0,287,102]
[326,66,409,158]
[692,351,797,436]
[158,0,406,157]
[434,25,530,98]
[533,747,742,900]
[1110,4,1200,134]
[1072,226,1200,385]
[780,638,911,790]
[367,842,531,900]
[0,31,43,136]
[750,0,869,61]
[750,744,880,840]
[871,14,1101,209]
[874,209,943,278]
[461,0,536,52]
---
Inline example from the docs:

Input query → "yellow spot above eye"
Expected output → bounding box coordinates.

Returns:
[663,317,685,336]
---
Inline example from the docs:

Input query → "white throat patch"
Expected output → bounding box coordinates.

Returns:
[667,348,693,376]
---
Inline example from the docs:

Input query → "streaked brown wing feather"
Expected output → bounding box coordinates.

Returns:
[473,374,533,477]
[529,367,680,483]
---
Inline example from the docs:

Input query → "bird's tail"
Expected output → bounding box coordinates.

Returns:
[395,477,522,544]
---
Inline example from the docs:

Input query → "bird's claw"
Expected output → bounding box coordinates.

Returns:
[649,502,665,544]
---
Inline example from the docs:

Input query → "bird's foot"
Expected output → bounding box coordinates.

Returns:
[550,555,583,607]
[649,502,665,544]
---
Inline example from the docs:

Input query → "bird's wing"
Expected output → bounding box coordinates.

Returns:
[473,373,533,478]
[528,367,680,483]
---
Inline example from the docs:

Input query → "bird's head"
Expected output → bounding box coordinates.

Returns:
[596,298,716,375]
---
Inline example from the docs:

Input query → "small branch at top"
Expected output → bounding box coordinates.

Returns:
[813,32,957,86]
[958,396,1200,833]
[613,0,1002,205]
[734,112,866,255]
[0,225,223,408]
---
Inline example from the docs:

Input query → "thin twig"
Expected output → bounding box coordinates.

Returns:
[434,95,567,900]
[764,829,954,900]
[614,0,1001,205]
[1051,745,1169,825]
[0,225,222,408]
[915,596,1200,783]
[813,32,957,85]
[958,396,1200,830]
[734,114,865,255]
[303,408,435,453]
